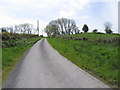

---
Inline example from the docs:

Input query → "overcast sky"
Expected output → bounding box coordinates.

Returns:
[0,0,119,35]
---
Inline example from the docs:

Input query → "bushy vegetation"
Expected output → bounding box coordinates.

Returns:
[2,32,39,48]
[47,33,119,88]
[2,32,41,82]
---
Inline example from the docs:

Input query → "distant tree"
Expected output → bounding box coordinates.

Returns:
[14,25,21,33]
[104,22,113,34]
[1,27,13,33]
[13,23,34,34]
[92,29,98,33]
[82,24,89,33]
[73,27,80,34]
[44,24,54,37]
[1,27,7,32]
[105,29,113,34]
[49,21,60,35]
[45,18,78,36]
[9,26,14,33]
[19,23,34,34]
[1,23,35,34]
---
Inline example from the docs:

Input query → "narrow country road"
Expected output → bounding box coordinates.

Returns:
[3,38,109,88]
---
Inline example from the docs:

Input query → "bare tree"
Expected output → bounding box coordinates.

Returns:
[104,22,113,34]
[1,27,7,32]
[44,24,54,37]
[18,23,34,34]
[45,18,78,36]
[14,25,21,33]
[1,27,13,33]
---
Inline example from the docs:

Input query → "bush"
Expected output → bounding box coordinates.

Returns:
[105,29,113,34]
[2,32,39,48]
[40,35,43,37]
[92,29,98,33]
[2,32,12,40]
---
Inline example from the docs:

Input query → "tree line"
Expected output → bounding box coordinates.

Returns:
[1,18,113,36]
[1,23,37,34]
[44,18,113,37]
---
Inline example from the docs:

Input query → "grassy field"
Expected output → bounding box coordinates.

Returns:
[2,32,42,83]
[47,33,119,88]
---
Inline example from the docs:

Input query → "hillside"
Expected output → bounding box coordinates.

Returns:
[47,33,119,88]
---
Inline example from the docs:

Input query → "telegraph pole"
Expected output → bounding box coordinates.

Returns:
[37,20,39,36]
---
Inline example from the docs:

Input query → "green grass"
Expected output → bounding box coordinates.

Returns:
[47,33,119,88]
[63,33,119,40]
[2,37,42,83]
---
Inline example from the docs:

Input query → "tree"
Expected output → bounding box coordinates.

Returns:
[1,27,7,32]
[1,23,35,34]
[9,26,14,33]
[105,29,113,34]
[44,18,78,36]
[14,25,21,33]
[13,23,34,34]
[82,24,89,33]
[104,22,113,34]
[44,25,52,36]
[73,27,80,34]
[44,24,59,37]
[1,27,13,33]
[19,23,34,34]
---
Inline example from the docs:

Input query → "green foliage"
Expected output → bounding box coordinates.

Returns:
[82,24,89,33]
[47,33,119,88]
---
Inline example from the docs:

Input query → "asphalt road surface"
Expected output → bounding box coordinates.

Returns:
[3,38,110,88]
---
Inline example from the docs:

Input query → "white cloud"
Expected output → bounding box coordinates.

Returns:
[58,0,90,20]
[78,16,90,19]
[59,10,76,18]
[69,0,89,10]
[92,0,119,2]
[0,11,14,27]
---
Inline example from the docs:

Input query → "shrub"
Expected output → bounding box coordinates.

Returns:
[92,29,98,33]
[105,29,113,34]
[2,32,12,40]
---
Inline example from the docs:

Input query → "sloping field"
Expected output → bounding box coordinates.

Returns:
[47,33,119,88]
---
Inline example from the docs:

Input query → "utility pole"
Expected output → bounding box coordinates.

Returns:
[37,20,39,36]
